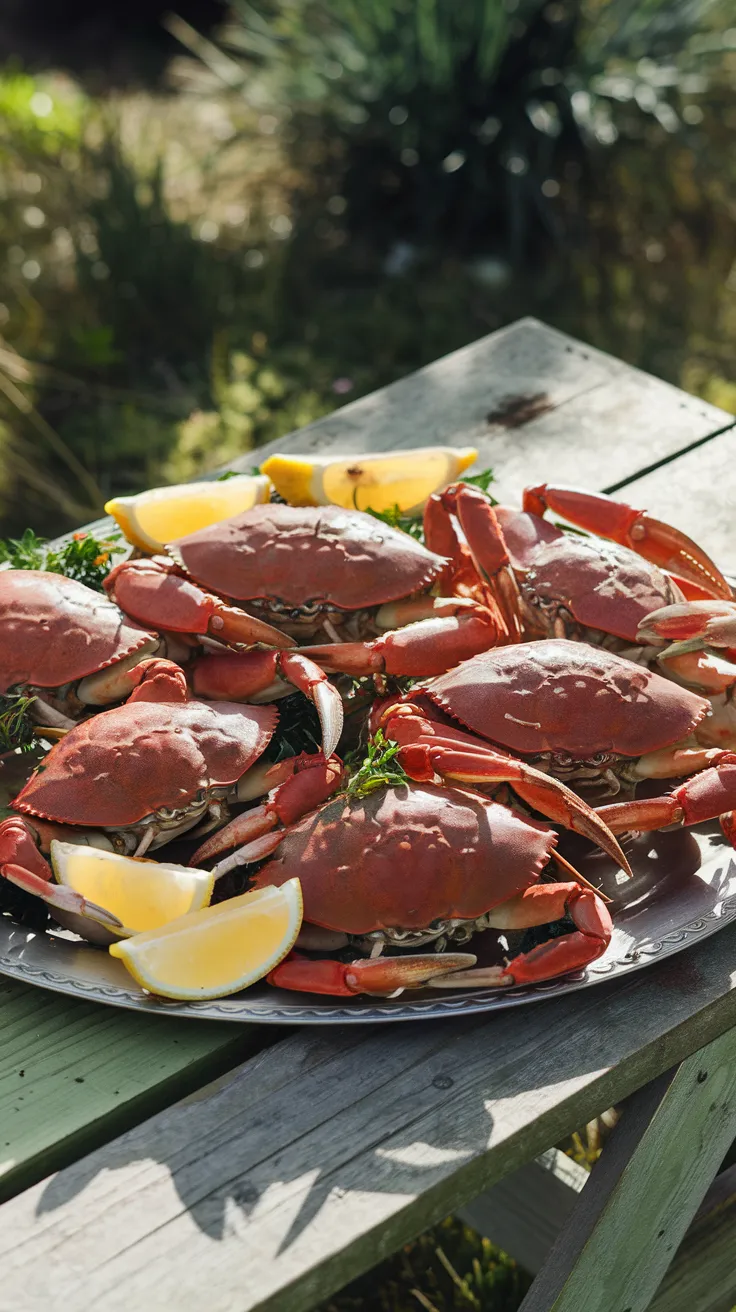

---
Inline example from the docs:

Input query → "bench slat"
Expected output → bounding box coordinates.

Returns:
[0,979,264,1203]
[1,926,735,1312]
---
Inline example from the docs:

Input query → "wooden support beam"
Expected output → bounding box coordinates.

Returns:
[457,1149,587,1273]
[460,1153,736,1312]
[517,1025,736,1312]
[649,1163,736,1312]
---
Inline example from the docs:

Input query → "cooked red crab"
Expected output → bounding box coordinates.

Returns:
[292,481,730,692]
[104,504,509,741]
[195,776,618,997]
[0,566,343,756]
[0,570,159,727]
[371,639,736,854]
[0,659,343,935]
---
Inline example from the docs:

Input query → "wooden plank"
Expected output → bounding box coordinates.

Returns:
[460,1150,736,1308]
[457,1148,587,1273]
[0,976,267,1204]
[649,1162,736,1312]
[237,319,732,502]
[518,1026,736,1312]
[615,426,736,574]
[1,926,736,1312]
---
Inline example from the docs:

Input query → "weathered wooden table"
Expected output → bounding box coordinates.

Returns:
[1,319,736,1312]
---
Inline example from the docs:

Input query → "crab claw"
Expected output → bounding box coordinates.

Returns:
[598,754,736,841]
[424,484,522,641]
[428,883,612,989]
[267,951,478,996]
[0,816,54,883]
[190,753,346,868]
[106,558,295,650]
[3,863,121,927]
[637,601,736,657]
[523,485,732,600]
[191,649,343,757]
[299,611,501,681]
[394,735,632,877]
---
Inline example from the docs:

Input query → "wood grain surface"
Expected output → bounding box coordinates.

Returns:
[0,926,734,1312]
[0,979,268,1203]
[518,1026,736,1311]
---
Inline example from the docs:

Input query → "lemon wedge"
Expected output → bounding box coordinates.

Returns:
[109,880,303,1000]
[260,446,478,515]
[105,473,272,553]
[50,841,214,935]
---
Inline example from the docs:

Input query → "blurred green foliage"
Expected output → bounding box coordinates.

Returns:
[0,0,733,548]
[317,1216,531,1312]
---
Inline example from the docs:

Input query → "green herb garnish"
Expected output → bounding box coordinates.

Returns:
[0,527,123,590]
[0,692,37,754]
[460,466,497,501]
[345,730,409,799]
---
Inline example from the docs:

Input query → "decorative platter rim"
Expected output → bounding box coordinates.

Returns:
[1,842,735,1022]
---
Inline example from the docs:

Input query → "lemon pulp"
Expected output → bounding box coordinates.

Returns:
[50,841,214,934]
[260,446,477,514]
[105,473,272,553]
[109,880,303,1000]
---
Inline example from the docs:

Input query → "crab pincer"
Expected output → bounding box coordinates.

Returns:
[522,484,731,600]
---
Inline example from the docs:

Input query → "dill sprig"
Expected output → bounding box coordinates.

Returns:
[0,527,123,590]
[0,692,37,754]
[345,730,409,799]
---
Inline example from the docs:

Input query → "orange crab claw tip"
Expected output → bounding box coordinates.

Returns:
[570,810,633,879]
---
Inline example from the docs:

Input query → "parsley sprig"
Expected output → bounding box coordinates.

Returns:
[0,527,123,590]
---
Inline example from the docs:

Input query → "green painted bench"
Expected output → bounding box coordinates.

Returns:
[1,319,736,1312]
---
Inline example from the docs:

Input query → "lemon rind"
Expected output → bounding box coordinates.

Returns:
[109,879,303,1001]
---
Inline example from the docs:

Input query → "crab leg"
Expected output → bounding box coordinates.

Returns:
[190,753,345,867]
[299,611,501,681]
[106,558,295,649]
[0,818,122,931]
[3,864,122,930]
[191,649,344,757]
[425,485,522,641]
[267,951,478,997]
[597,755,736,846]
[380,710,631,875]
[523,484,732,600]
[427,883,612,989]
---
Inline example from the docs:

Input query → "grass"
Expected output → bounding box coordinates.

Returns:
[316,1216,532,1312]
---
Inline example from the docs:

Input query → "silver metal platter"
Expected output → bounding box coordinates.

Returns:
[1,740,735,1021]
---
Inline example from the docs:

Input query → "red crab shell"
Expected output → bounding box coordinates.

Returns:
[426,639,709,759]
[0,571,154,694]
[251,780,557,934]
[12,700,276,827]
[496,507,682,642]
[168,504,446,610]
